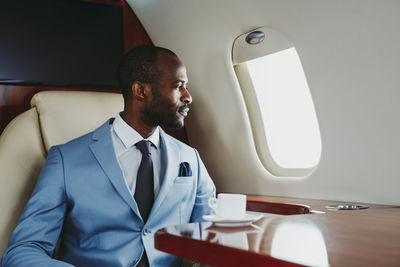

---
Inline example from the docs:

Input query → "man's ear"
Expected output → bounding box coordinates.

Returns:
[131,81,147,101]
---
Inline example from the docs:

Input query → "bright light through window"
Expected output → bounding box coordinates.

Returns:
[246,47,321,169]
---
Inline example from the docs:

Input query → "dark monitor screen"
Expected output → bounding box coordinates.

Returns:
[0,0,123,87]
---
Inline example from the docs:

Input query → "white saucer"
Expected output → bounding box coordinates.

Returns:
[206,224,263,234]
[202,213,264,227]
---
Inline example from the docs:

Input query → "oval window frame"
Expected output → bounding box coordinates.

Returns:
[232,27,322,177]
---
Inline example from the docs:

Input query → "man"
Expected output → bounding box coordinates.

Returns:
[1,46,216,267]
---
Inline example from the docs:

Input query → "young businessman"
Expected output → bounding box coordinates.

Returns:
[1,46,216,267]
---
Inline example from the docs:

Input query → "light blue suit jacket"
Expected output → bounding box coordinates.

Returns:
[1,120,215,267]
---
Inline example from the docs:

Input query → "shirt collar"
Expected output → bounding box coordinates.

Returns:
[113,113,160,149]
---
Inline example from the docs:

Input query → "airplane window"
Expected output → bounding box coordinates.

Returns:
[246,48,321,169]
[233,27,321,177]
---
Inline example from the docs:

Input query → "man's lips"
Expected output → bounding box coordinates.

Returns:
[178,106,190,117]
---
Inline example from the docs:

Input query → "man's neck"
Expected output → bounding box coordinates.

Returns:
[121,112,156,139]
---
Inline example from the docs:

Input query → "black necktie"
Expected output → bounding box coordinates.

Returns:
[134,140,154,223]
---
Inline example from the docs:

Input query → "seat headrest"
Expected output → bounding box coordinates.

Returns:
[31,90,124,151]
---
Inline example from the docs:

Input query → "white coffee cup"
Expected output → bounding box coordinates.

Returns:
[208,193,246,219]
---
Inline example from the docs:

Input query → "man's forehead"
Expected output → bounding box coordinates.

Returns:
[156,52,187,80]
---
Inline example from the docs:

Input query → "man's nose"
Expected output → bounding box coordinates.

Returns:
[181,87,192,104]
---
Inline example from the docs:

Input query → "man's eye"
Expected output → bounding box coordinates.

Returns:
[174,82,188,91]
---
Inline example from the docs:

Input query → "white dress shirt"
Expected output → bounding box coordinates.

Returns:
[110,113,162,199]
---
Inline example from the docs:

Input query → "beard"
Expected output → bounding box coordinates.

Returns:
[142,88,188,129]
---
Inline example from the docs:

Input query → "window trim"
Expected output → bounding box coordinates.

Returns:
[232,27,321,177]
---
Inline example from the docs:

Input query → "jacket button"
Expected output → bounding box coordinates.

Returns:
[143,228,150,236]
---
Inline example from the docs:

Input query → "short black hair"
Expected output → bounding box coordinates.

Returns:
[117,45,177,102]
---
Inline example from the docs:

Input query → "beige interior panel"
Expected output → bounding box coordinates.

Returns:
[0,109,46,255]
[31,91,124,151]
[128,0,400,205]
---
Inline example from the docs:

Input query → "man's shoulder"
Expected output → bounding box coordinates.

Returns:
[56,119,112,151]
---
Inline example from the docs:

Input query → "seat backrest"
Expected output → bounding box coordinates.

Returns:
[0,90,123,256]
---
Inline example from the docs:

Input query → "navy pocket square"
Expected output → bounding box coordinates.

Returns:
[178,162,192,176]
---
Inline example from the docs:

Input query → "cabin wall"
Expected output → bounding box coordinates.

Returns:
[129,0,400,204]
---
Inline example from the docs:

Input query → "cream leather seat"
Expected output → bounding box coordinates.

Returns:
[0,91,123,256]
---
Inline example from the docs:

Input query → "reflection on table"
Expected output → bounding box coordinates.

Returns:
[162,216,328,267]
[155,196,400,267]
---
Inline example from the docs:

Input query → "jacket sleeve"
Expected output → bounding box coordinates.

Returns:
[1,146,74,267]
[190,149,216,222]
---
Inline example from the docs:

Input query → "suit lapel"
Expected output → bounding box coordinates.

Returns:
[89,120,140,217]
[149,130,179,217]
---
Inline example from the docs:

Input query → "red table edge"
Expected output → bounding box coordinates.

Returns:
[246,199,313,215]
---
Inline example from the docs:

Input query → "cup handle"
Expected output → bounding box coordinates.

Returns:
[208,197,218,215]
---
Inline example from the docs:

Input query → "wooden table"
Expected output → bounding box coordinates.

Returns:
[155,196,400,266]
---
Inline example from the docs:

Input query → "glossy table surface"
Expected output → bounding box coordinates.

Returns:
[155,195,400,266]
